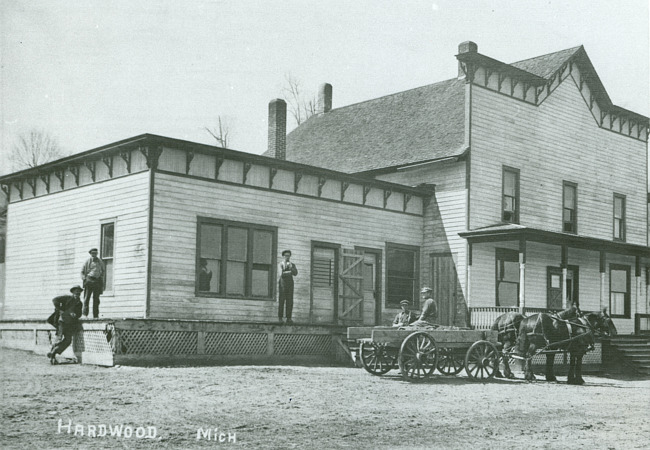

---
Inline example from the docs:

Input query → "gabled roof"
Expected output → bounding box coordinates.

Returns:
[283,44,647,175]
[285,78,467,174]
[510,46,582,78]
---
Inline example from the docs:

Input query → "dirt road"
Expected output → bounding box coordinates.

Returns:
[1,348,648,449]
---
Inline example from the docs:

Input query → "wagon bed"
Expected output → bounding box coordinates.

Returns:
[348,326,500,382]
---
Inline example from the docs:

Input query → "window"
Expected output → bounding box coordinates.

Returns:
[496,248,519,306]
[562,182,577,233]
[502,167,520,223]
[101,222,115,292]
[386,243,419,308]
[613,194,626,241]
[609,265,630,318]
[197,218,276,298]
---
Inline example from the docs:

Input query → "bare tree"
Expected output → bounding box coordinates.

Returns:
[10,129,65,171]
[283,74,317,127]
[204,116,232,148]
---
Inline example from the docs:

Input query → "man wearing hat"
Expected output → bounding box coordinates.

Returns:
[277,249,298,324]
[80,248,105,318]
[393,299,417,327]
[47,285,83,364]
[410,287,438,327]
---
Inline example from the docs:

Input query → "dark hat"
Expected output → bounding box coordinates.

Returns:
[420,286,432,293]
[400,299,410,306]
[282,249,292,256]
[70,285,83,293]
[89,248,98,254]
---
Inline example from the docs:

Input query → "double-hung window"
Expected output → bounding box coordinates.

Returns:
[562,181,577,233]
[502,166,520,223]
[496,248,519,306]
[101,222,115,293]
[197,218,276,299]
[386,243,419,309]
[613,194,626,241]
[609,264,630,318]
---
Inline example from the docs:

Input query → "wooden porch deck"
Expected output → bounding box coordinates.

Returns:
[0,319,349,367]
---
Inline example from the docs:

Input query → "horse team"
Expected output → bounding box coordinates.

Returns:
[491,308,617,385]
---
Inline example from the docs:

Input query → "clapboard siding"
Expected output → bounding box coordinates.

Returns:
[3,172,150,319]
[149,172,423,322]
[470,79,647,245]
[377,161,469,309]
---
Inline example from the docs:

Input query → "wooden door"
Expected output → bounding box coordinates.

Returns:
[338,249,364,325]
[431,254,458,326]
[311,246,337,323]
[547,267,563,310]
[362,252,379,325]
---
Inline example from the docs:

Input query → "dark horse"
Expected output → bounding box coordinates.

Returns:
[516,310,616,384]
[491,311,525,378]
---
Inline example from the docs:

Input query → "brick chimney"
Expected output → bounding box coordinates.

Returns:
[457,41,478,79]
[317,83,332,114]
[268,99,287,160]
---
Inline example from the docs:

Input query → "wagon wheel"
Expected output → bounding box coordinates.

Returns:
[398,332,438,382]
[437,347,464,375]
[359,342,395,376]
[464,340,499,381]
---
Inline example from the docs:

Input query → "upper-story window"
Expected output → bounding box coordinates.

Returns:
[613,194,626,241]
[502,166,520,223]
[562,181,577,234]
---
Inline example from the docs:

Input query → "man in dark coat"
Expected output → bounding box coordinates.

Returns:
[81,247,105,318]
[278,249,298,324]
[410,287,438,328]
[47,285,83,364]
[393,299,417,327]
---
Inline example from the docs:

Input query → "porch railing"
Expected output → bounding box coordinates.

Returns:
[470,307,561,330]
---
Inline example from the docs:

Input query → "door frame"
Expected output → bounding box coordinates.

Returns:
[310,241,340,324]
[430,252,459,326]
[546,265,579,309]
[355,246,383,325]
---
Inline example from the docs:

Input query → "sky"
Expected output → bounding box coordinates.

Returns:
[1,0,649,175]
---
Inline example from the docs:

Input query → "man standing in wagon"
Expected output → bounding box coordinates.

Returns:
[81,247,105,318]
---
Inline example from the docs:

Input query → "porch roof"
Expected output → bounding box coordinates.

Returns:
[459,224,649,258]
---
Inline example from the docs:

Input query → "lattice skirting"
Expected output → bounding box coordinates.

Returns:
[205,332,267,355]
[274,334,332,355]
[0,320,345,366]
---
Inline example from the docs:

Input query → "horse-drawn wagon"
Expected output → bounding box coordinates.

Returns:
[347,326,499,382]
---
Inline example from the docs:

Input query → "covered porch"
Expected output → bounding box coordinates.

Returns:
[460,225,649,333]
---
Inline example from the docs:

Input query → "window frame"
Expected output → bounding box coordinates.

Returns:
[196,217,277,300]
[609,264,630,318]
[100,219,116,296]
[495,247,520,307]
[613,193,626,241]
[501,166,520,224]
[385,242,420,309]
[562,181,578,234]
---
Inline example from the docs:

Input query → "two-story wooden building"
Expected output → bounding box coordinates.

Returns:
[0,42,648,366]
[283,42,650,335]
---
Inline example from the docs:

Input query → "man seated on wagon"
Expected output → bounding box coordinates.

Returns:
[393,299,417,327]
[408,287,438,328]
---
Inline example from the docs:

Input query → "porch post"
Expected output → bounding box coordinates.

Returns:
[635,256,641,320]
[467,243,472,310]
[561,245,568,309]
[599,251,606,312]
[519,238,526,315]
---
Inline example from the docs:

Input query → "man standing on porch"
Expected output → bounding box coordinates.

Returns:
[81,248,105,318]
[278,249,298,324]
